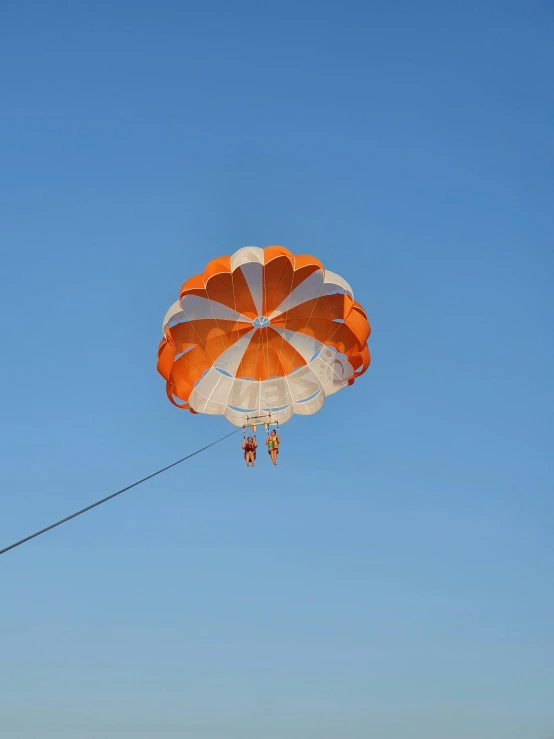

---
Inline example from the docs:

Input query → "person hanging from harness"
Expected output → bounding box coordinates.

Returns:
[242,435,258,468]
[266,428,280,466]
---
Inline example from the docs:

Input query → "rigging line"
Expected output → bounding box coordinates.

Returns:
[214,263,239,417]
[229,260,241,352]
[0,428,241,557]
[276,254,297,377]
[251,317,263,418]
[261,261,273,414]
[270,257,297,415]
[253,260,265,418]
[282,271,354,377]
[219,262,256,416]
[288,293,354,364]
[263,258,288,392]
[282,272,328,377]
[179,306,217,365]
[249,258,266,418]
[205,276,233,357]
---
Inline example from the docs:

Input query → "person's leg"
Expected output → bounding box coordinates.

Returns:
[271,449,277,465]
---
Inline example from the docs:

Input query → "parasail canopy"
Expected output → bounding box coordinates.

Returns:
[157,246,371,426]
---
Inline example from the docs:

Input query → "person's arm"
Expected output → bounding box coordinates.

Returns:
[253,439,258,448]
[276,435,280,444]
[242,440,246,449]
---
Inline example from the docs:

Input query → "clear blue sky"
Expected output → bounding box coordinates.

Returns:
[1,2,553,738]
